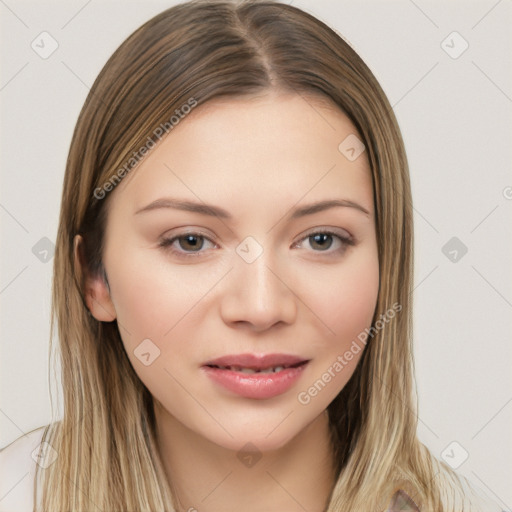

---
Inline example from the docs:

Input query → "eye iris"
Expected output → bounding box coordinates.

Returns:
[310,233,333,251]
[179,235,203,252]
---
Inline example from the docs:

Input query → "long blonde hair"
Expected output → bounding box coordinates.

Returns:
[36,1,472,510]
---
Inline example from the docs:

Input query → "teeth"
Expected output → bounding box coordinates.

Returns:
[214,365,288,373]
[239,368,257,374]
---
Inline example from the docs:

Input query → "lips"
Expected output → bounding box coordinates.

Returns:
[201,353,310,399]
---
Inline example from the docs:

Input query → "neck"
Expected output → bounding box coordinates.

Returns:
[154,403,337,512]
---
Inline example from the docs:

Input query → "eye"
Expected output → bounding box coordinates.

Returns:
[159,232,216,258]
[159,228,355,259]
[293,228,354,255]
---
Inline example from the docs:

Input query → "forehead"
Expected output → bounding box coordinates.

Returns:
[108,91,374,217]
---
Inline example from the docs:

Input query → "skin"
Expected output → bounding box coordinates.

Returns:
[79,90,379,512]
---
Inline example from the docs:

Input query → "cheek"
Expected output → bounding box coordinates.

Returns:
[105,253,202,402]
[300,249,378,375]
[107,249,222,339]
[295,252,379,408]
[307,251,380,344]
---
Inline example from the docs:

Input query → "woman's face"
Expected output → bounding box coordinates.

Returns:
[88,91,379,452]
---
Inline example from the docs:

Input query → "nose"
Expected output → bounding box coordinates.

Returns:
[219,246,297,332]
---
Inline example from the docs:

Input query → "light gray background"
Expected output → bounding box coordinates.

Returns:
[1,0,511,508]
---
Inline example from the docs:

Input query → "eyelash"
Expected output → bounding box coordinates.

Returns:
[158,229,355,259]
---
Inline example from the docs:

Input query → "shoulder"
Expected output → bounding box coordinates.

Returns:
[457,474,507,512]
[425,454,506,512]
[385,476,505,512]
[0,426,48,512]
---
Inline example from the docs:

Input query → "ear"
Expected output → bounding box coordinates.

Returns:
[73,234,117,322]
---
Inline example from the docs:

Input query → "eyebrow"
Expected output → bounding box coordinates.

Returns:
[134,197,371,219]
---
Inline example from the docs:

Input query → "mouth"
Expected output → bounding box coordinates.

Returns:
[204,360,308,374]
[201,353,310,399]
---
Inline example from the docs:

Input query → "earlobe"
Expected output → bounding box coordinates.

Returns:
[85,272,117,322]
[73,234,117,322]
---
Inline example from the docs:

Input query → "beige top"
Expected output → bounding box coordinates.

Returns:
[0,426,46,512]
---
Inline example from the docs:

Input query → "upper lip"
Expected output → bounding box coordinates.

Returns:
[203,353,309,370]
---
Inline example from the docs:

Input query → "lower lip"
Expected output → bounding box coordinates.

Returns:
[202,363,309,400]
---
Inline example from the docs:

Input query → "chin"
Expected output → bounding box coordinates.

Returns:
[206,427,300,455]
[191,407,325,455]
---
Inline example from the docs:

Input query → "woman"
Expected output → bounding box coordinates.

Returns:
[0,1,504,510]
